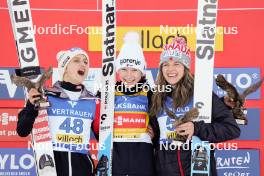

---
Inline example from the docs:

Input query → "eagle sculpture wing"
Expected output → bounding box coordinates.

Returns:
[11,75,35,90]
[215,74,240,101]
[181,107,199,124]
[37,67,53,88]
[241,77,264,100]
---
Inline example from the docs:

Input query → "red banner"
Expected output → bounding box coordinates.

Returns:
[0,108,30,141]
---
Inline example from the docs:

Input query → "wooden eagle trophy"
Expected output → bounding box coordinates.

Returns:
[216,74,264,125]
[165,107,199,142]
[11,67,53,110]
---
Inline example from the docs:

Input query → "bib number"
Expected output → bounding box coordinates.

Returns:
[59,118,83,134]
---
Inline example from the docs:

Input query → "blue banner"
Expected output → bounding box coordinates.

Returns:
[147,68,261,100]
[0,68,24,99]
[213,68,261,100]
[216,149,260,176]
[0,148,36,176]
[238,108,260,140]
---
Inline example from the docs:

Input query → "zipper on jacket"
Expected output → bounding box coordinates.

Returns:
[68,151,72,176]
[87,154,94,174]
[177,149,185,176]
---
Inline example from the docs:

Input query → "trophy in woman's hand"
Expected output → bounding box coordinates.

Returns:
[173,108,199,142]
[216,74,264,125]
[165,106,199,142]
[11,67,53,110]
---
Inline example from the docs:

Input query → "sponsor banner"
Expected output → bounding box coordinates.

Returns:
[216,149,260,176]
[213,68,261,99]
[55,67,263,98]
[148,68,262,100]
[0,148,36,176]
[88,26,224,52]
[32,110,52,143]
[114,113,147,129]
[238,108,260,140]
[0,68,24,100]
[0,67,49,100]
[21,67,263,100]
[0,108,30,141]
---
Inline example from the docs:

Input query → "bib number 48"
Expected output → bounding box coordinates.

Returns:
[59,118,83,134]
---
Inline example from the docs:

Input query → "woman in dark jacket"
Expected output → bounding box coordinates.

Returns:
[149,36,240,176]
[17,47,100,176]
[110,31,155,176]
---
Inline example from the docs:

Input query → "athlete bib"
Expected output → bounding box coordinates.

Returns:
[158,97,193,144]
[113,91,151,143]
[47,96,96,154]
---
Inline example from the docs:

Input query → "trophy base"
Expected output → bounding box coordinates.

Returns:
[171,141,184,146]
[35,101,51,110]
[236,119,247,125]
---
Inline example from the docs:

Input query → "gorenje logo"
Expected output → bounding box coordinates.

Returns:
[0,68,24,99]
[213,68,261,99]
[120,58,141,66]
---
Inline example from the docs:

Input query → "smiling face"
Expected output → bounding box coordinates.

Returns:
[161,59,185,85]
[63,54,89,84]
[117,67,143,87]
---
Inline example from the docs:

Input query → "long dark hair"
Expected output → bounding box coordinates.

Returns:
[149,64,194,117]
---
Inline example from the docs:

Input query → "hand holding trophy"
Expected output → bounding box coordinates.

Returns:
[11,67,53,109]
[165,106,199,142]
[173,107,199,142]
